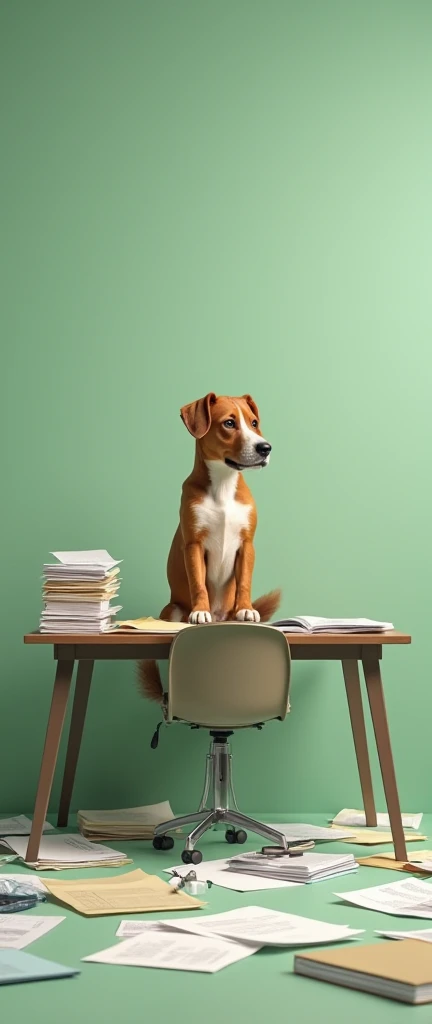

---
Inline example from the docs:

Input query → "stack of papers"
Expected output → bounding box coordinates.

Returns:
[2,833,132,870]
[227,850,358,883]
[335,878,432,917]
[271,616,394,633]
[39,550,122,634]
[77,801,177,841]
[332,808,423,830]
[118,906,363,947]
[42,868,203,916]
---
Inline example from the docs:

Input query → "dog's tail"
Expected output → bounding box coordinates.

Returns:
[254,589,282,622]
[137,660,164,704]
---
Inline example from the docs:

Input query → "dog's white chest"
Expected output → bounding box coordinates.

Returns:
[193,467,251,605]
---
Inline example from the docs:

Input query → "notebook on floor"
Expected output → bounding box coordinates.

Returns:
[294,939,432,1004]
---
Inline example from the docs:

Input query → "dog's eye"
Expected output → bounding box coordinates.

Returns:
[251,419,258,428]
[223,419,235,429]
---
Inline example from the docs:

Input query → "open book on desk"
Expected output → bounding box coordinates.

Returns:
[271,616,394,633]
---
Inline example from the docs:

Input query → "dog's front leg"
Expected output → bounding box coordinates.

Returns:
[184,542,212,624]
[234,540,260,622]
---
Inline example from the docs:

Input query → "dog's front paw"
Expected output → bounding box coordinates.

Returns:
[189,610,212,624]
[235,608,261,623]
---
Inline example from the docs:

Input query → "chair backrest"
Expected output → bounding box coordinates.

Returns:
[167,623,291,728]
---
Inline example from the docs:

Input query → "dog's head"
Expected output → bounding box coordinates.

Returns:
[180,393,271,470]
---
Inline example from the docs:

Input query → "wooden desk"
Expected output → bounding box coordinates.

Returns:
[23,629,411,863]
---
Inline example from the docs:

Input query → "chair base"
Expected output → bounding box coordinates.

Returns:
[154,735,289,853]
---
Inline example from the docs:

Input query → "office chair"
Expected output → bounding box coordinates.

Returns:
[152,622,291,864]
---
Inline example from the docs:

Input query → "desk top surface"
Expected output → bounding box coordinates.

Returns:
[24,629,411,646]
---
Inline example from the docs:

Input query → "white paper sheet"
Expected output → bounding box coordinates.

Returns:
[131,906,364,947]
[116,921,171,938]
[3,834,127,865]
[376,928,432,943]
[165,859,301,892]
[0,916,65,949]
[335,878,432,918]
[51,551,120,567]
[0,816,53,836]
[264,823,354,841]
[332,809,423,831]
[83,930,260,972]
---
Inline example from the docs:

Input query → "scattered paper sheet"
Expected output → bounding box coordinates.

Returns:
[83,930,260,972]
[264,823,354,841]
[135,906,364,947]
[3,833,131,869]
[335,878,432,918]
[165,859,301,892]
[357,851,432,873]
[377,928,432,943]
[43,868,204,916]
[116,920,172,937]
[0,816,53,836]
[332,809,423,830]
[0,916,65,949]
[335,827,427,846]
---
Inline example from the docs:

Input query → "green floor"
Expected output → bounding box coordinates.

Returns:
[2,814,431,1023]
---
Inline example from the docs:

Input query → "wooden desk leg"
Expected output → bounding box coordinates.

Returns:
[25,659,74,863]
[57,660,94,827]
[362,654,407,862]
[342,660,377,826]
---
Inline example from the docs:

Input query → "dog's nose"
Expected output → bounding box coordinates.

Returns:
[255,441,272,456]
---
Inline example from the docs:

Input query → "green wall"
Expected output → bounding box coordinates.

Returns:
[2,0,431,815]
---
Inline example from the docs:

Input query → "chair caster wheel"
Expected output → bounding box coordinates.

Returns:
[153,835,174,851]
[181,849,203,865]
[225,828,247,844]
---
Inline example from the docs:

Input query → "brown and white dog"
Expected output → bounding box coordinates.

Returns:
[138,393,280,701]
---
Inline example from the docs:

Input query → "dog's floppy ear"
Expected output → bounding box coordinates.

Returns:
[242,394,260,420]
[180,392,216,438]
